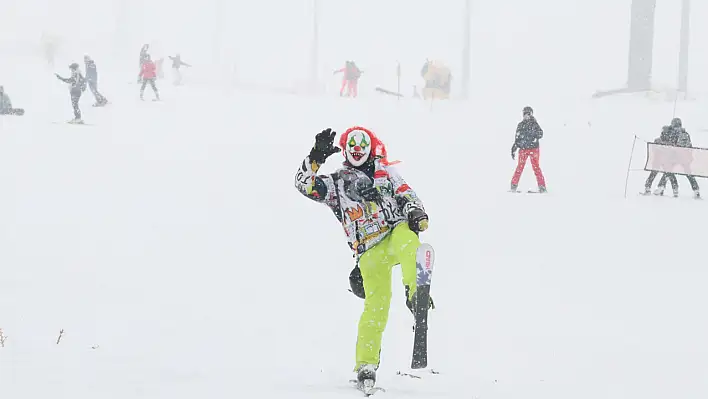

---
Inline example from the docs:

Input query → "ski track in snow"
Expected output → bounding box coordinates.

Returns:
[2,41,708,399]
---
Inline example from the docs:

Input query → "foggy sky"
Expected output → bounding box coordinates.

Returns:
[0,0,706,98]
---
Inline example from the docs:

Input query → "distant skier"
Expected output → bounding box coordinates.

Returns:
[294,126,430,392]
[168,54,192,85]
[0,86,24,116]
[84,55,108,107]
[139,55,160,101]
[138,44,150,83]
[55,63,87,124]
[643,125,679,196]
[656,118,700,199]
[334,61,362,97]
[41,32,58,67]
[510,106,547,193]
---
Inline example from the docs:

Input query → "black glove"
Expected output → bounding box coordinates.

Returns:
[407,207,429,232]
[309,128,340,165]
[511,144,517,160]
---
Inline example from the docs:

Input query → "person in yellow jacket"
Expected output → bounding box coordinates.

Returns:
[294,126,430,389]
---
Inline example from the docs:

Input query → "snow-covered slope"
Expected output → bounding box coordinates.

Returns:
[1,71,708,399]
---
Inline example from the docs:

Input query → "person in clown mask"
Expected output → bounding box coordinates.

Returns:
[294,126,430,388]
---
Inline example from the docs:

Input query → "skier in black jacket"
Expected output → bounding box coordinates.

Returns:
[55,63,86,124]
[84,55,108,107]
[510,106,547,192]
[656,118,701,199]
[643,125,679,196]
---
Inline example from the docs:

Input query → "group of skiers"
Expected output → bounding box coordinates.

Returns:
[46,45,192,123]
[54,55,111,124]
[642,117,701,199]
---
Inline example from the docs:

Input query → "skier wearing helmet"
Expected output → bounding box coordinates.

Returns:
[510,106,547,192]
[55,63,87,123]
[294,126,431,392]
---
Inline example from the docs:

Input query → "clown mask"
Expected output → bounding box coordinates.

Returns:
[345,130,372,167]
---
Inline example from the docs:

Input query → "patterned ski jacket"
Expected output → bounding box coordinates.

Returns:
[512,117,543,151]
[295,156,425,255]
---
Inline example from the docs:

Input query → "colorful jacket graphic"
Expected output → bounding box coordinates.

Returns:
[295,156,424,255]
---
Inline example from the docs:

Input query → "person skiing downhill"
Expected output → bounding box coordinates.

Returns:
[55,63,87,123]
[510,106,547,192]
[139,55,160,101]
[294,126,430,390]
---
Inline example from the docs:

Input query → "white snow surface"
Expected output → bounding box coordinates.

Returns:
[0,75,707,399]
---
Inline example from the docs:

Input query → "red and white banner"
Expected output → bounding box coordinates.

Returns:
[645,143,708,178]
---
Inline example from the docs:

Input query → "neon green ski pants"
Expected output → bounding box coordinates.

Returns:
[355,222,421,369]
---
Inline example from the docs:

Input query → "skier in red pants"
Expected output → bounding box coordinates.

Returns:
[510,106,547,193]
[334,61,362,97]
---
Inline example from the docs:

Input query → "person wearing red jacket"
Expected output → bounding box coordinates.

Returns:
[139,55,160,101]
[334,61,362,97]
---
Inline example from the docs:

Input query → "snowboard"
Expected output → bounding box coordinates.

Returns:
[411,243,435,369]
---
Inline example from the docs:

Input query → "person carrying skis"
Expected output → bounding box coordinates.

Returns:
[139,55,160,101]
[84,55,108,107]
[55,63,87,124]
[510,106,547,193]
[334,61,362,97]
[294,126,430,390]
[168,54,192,85]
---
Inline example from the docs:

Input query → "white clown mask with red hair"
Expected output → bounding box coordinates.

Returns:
[339,126,398,167]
